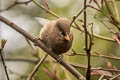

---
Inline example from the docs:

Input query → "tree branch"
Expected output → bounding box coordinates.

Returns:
[83,0,91,79]
[27,54,48,80]
[70,63,120,73]
[0,0,32,12]
[0,41,9,80]
[67,49,120,61]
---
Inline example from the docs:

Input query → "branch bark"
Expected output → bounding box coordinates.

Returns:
[83,0,91,80]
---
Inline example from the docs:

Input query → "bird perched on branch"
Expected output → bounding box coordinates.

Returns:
[35,17,73,55]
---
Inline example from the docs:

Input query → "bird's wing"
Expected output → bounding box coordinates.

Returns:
[35,17,51,26]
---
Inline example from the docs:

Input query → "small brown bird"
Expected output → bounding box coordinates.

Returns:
[36,17,73,55]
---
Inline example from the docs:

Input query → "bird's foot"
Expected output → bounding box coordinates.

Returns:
[33,37,41,46]
[56,55,63,63]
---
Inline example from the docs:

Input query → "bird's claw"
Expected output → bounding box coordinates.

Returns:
[56,55,63,63]
[33,37,41,46]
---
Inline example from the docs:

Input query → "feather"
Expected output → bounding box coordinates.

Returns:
[35,17,50,26]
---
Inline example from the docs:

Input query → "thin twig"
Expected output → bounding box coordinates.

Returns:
[43,65,60,80]
[74,18,115,43]
[70,63,120,73]
[70,6,88,26]
[74,21,83,31]
[87,5,101,12]
[0,49,9,80]
[32,0,59,18]
[93,33,114,42]
[44,0,50,10]
[96,0,120,31]
[2,51,120,65]
[27,54,48,80]
[70,4,102,27]
[100,20,117,34]
[110,74,120,80]
[25,38,39,58]
[67,51,120,61]
[0,0,32,12]
[98,75,104,80]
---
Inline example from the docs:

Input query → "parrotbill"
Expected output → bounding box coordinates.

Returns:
[35,17,73,55]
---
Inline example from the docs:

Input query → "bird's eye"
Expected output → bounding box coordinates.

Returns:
[60,31,65,37]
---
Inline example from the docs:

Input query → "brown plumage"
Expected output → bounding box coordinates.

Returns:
[37,18,73,55]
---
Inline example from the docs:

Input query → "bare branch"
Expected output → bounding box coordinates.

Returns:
[0,0,32,12]
[27,54,48,80]
[44,0,50,10]
[70,6,88,26]
[83,0,91,79]
[68,49,120,61]
[25,38,39,58]
[70,63,120,73]
[32,0,59,18]
[110,74,120,80]
[0,40,9,80]
[98,75,104,80]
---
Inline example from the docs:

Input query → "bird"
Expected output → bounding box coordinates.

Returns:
[35,17,73,55]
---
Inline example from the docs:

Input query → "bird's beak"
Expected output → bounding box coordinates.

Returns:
[64,33,70,41]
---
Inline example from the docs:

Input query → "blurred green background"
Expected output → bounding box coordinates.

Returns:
[0,0,120,80]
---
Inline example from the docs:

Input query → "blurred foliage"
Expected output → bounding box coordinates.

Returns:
[1,0,120,80]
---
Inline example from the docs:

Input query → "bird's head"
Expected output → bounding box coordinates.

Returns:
[55,18,71,41]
